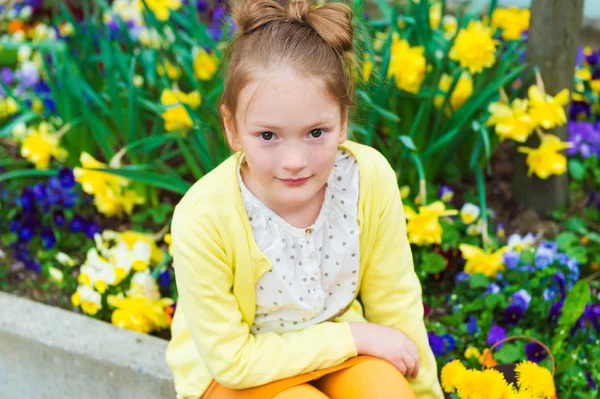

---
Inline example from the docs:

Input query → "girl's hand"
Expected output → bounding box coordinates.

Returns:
[349,322,420,379]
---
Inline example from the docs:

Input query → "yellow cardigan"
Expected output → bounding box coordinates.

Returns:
[166,140,444,399]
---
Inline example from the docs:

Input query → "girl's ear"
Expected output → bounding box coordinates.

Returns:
[221,104,242,152]
[338,108,348,144]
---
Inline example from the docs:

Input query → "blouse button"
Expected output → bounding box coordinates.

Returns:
[305,228,313,235]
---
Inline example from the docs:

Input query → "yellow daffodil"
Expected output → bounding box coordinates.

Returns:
[74,152,128,195]
[362,56,373,83]
[71,284,102,315]
[515,361,556,399]
[404,201,458,246]
[138,0,181,21]
[193,47,219,81]
[429,2,442,30]
[434,72,473,115]
[527,86,569,129]
[486,98,535,142]
[449,20,498,74]
[518,134,572,179]
[161,88,201,132]
[108,293,174,333]
[387,35,427,94]
[442,15,458,40]
[0,97,19,119]
[156,59,181,80]
[20,124,67,169]
[491,7,530,41]
[459,244,507,277]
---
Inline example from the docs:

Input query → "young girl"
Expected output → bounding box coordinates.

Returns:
[166,1,444,398]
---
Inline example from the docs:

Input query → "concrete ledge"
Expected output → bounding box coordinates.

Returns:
[0,292,176,399]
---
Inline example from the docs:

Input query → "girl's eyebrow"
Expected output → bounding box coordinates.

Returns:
[249,120,334,131]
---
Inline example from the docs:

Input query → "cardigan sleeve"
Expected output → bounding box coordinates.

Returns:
[171,202,358,389]
[359,159,444,399]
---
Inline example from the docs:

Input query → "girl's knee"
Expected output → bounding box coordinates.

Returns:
[272,383,329,399]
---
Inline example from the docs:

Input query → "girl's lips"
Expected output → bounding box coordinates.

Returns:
[280,177,310,186]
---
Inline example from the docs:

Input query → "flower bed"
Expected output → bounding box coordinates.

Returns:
[0,1,599,397]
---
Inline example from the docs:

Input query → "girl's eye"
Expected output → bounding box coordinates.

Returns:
[309,129,325,139]
[260,132,275,141]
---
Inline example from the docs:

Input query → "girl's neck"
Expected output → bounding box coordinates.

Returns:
[241,163,326,229]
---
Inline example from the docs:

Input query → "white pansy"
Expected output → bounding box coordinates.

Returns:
[79,248,117,292]
[56,252,76,267]
[507,233,536,252]
[49,267,64,283]
[460,203,480,225]
[128,269,161,300]
[72,284,103,315]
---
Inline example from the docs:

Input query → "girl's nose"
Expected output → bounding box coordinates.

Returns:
[280,145,308,172]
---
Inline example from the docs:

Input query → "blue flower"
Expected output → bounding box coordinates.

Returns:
[19,225,35,242]
[158,269,173,289]
[84,221,101,239]
[512,289,532,310]
[554,252,570,265]
[442,333,456,352]
[485,283,500,295]
[69,216,84,233]
[504,304,524,325]
[554,272,566,300]
[525,342,547,363]
[41,227,56,249]
[455,272,470,283]
[438,185,454,203]
[58,167,75,189]
[467,315,479,334]
[428,332,446,357]
[548,301,564,324]
[535,245,554,268]
[495,223,506,239]
[502,250,520,269]
[18,188,35,212]
[487,325,506,349]
[53,211,65,227]
[586,372,597,390]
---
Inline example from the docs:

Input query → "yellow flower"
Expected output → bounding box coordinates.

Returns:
[20,124,67,169]
[460,203,480,224]
[430,2,442,30]
[362,57,373,83]
[404,201,458,246]
[108,294,174,333]
[71,284,102,315]
[515,361,556,399]
[387,35,427,94]
[441,360,467,393]
[491,7,530,41]
[591,80,600,96]
[518,134,572,179]
[434,72,473,115]
[138,0,181,21]
[193,47,219,81]
[486,98,535,142]
[527,86,569,130]
[449,20,498,74]
[459,244,507,277]
[0,97,19,119]
[74,152,129,195]
[575,67,591,82]
[455,369,489,399]
[156,59,181,80]
[399,186,410,200]
[161,88,201,132]
[465,346,482,360]
[442,15,458,40]
[479,348,497,368]
[164,233,173,255]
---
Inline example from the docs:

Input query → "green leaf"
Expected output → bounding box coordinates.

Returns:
[470,273,490,289]
[421,252,447,274]
[493,343,521,364]
[568,159,586,181]
[356,90,401,122]
[96,168,191,194]
[556,232,578,251]
[0,168,58,183]
[0,112,39,137]
[558,280,591,328]
[484,293,504,310]
[564,217,588,234]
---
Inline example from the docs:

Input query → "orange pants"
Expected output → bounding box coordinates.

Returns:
[203,356,415,399]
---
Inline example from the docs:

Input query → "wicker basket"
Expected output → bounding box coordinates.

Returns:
[480,336,555,384]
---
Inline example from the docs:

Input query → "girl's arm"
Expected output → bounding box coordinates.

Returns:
[171,203,357,389]
[359,159,444,399]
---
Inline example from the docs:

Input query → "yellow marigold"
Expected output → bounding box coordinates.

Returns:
[138,0,181,21]
[404,201,458,246]
[491,7,530,41]
[193,47,219,81]
[20,123,67,169]
[434,72,473,115]
[441,360,467,393]
[387,35,427,94]
[486,98,535,143]
[161,88,201,132]
[518,134,572,179]
[527,86,569,130]
[449,20,498,74]
[515,361,556,399]
[459,244,507,278]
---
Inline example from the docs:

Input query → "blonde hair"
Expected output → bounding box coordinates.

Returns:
[221,0,356,122]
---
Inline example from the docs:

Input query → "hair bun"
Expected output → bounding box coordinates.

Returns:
[304,2,354,54]
[232,0,286,36]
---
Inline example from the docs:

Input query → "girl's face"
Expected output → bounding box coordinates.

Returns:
[222,67,347,214]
